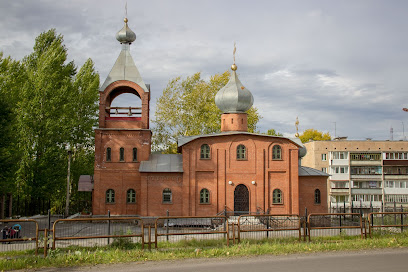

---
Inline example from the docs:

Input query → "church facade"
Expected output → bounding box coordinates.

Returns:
[92,18,329,216]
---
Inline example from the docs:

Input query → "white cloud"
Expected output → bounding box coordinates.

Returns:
[1,0,408,140]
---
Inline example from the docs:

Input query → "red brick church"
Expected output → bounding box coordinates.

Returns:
[92,18,329,216]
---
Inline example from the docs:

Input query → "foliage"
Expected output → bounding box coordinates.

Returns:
[153,71,262,153]
[0,53,22,194]
[110,230,138,249]
[0,29,99,214]
[299,128,331,143]
[266,129,283,136]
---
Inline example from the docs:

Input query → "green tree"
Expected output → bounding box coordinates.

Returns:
[153,71,262,153]
[266,129,283,136]
[0,52,24,204]
[299,128,331,143]
[11,29,99,214]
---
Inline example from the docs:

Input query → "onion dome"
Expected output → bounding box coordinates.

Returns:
[116,18,136,44]
[215,63,254,113]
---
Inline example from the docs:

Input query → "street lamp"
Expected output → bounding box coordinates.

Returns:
[65,144,72,217]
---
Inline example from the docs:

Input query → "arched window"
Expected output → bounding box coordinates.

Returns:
[200,188,210,204]
[120,147,124,162]
[106,147,111,162]
[315,189,321,204]
[133,148,138,162]
[273,189,282,204]
[127,189,136,203]
[106,189,115,203]
[272,145,282,160]
[237,144,247,160]
[163,188,172,203]
[200,144,210,159]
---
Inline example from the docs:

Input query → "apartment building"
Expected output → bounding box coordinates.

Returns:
[302,139,408,212]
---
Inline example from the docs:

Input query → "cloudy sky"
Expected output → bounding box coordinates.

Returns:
[1,0,408,140]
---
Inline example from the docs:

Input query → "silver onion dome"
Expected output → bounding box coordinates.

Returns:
[116,18,136,44]
[215,64,254,113]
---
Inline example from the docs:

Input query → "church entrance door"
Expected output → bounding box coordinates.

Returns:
[234,184,249,215]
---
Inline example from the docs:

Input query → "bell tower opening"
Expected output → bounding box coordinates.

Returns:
[108,89,142,119]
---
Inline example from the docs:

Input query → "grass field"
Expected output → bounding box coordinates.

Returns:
[1,232,408,271]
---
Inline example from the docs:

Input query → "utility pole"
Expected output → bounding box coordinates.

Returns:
[65,148,72,217]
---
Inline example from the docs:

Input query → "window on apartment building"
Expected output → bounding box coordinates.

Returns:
[106,147,112,162]
[331,195,349,203]
[120,147,125,162]
[386,181,408,188]
[385,194,408,203]
[384,166,408,175]
[273,189,283,204]
[351,166,382,175]
[350,153,381,161]
[332,181,349,189]
[331,166,348,174]
[353,181,361,188]
[127,189,136,203]
[162,188,172,203]
[133,148,138,162]
[272,145,282,160]
[200,188,210,204]
[314,189,321,204]
[237,144,247,160]
[385,152,408,160]
[321,154,327,161]
[385,181,394,188]
[332,152,348,160]
[353,194,382,202]
[106,189,115,203]
[321,168,327,173]
[200,144,211,159]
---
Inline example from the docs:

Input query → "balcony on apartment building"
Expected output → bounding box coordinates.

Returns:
[350,152,381,166]
[383,166,408,179]
[330,151,349,166]
[330,195,350,208]
[330,181,349,194]
[352,193,382,208]
[351,180,382,195]
[350,166,382,180]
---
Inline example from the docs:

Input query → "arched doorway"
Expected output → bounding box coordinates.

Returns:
[234,184,249,215]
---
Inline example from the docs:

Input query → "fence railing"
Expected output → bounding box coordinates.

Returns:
[4,211,408,254]
[52,217,144,250]
[368,212,408,237]
[0,219,39,254]
[237,214,302,242]
[307,213,364,241]
[154,216,229,248]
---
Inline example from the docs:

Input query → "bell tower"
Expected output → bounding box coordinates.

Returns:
[93,16,151,215]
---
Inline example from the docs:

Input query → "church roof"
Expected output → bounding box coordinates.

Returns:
[178,131,304,148]
[214,45,254,113]
[100,18,148,93]
[139,154,183,173]
[214,69,254,113]
[298,166,330,177]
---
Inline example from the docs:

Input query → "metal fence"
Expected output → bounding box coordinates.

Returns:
[237,215,302,242]
[154,216,229,248]
[52,217,144,250]
[4,211,408,255]
[0,219,39,254]
[368,212,408,237]
[307,213,364,241]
